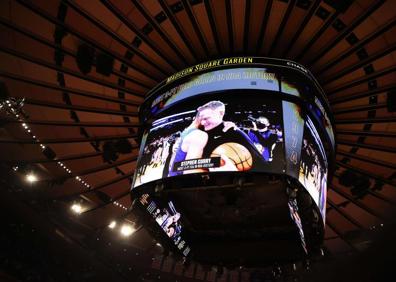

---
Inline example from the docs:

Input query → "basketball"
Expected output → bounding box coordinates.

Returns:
[210,142,253,171]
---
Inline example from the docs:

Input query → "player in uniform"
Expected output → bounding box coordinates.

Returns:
[168,115,208,176]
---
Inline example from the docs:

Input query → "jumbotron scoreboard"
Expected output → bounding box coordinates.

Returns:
[131,57,335,266]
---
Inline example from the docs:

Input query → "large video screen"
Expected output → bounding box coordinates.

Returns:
[313,97,335,150]
[282,101,304,179]
[288,199,308,254]
[299,117,328,223]
[133,92,285,187]
[149,67,299,117]
[139,194,191,256]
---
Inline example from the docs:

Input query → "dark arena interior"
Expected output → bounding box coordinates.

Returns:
[0,1,396,282]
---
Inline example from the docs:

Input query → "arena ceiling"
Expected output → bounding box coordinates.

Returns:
[0,0,395,281]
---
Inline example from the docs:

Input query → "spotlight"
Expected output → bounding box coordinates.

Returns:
[108,220,117,229]
[120,224,136,237]
[26,173,38,183]
[71,203,83,214]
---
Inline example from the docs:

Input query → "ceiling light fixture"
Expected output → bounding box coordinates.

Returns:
[108,220,117,229]
[120,224,135,237]
[71,203,83,214]
[26,173,38,183]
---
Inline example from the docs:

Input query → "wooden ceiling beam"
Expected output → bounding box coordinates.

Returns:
[99,0,183,70]
[255,0,272,54]
[4,151,102,165]
[3,119,139,128]
[336,129,396,138]
[294,11,340,62]
[335,116,396,124]
[158,0,199,62]
[330,84,395,105]
[63,155,137,179]
[0,71,142,106]
[130,0,193,65]
[0,133,137,144]
[15,0,159,82]
[308,0,386,67]
[326,65,396,95]
[336,161,396,188]
[81,190,131,214]
[181,0,210,58]
[337,139,396,154]
[325,219,359,252]
[327,199,365,229]
[57,172,134,199]
[332,103,387,114]
[24,98,138,117]
[316,17,396,75]
[331,185,388,220]
[0,17,149,90]
[63,0,170,76]
[282,0,321,58]
[203,0,221,54]
[321,43,396,85]
[268,0,296,57]
[337,150,396,170]
[0,45,145,98]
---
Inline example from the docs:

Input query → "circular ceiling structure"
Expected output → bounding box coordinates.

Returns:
[1,0,395,281]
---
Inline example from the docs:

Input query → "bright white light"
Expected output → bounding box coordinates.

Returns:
[22,123,27,127]
[120,224,135,237]
[108,221,117,229]
[26,173,38,183]
[156,243,162,247]
[71,204,83,214]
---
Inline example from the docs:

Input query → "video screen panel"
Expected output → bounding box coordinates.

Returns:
[282,101,304,179]
[288,199,308,254]
[313,97,335,150]
[149,68,301,116]
[139,194,191,256]
[133,93,285,188]
[299,117,328,223]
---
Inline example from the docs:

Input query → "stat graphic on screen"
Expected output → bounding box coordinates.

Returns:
[131,57,335,260]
